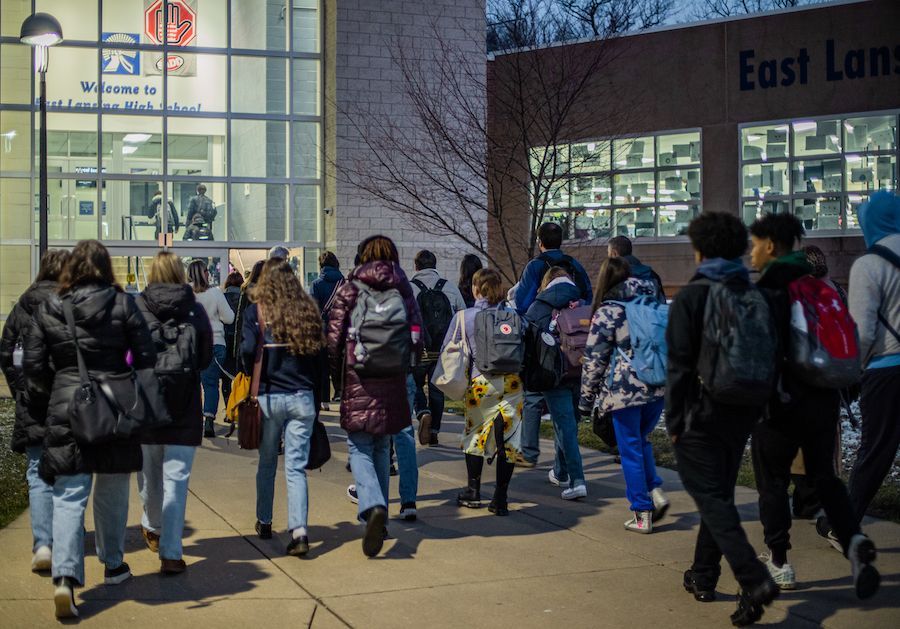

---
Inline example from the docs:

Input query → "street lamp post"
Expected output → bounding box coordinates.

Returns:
[20,12,63,258]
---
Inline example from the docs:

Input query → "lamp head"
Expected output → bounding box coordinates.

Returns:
[20,12,63,47]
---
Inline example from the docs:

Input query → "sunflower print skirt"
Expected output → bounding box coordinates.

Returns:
[461,373,524,463]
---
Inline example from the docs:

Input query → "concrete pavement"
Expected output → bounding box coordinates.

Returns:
[1,412,899,628]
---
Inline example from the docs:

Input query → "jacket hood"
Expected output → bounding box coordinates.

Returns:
[66,284,119,325]
[758,251,813,289]
[696,258,750,283]
[20,280,59,315]
[535,281,581,309]
[603,277,657,302]
[141,283,196,319]
[351,261,408,290]
[319,265,343,282]
[411,268,441,282]
[859,190,900,247]
[224,285,241,295]
[623,255,655,282]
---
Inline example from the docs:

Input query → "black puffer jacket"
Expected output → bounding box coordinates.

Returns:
[0,280,58,452]
[137,283,213,447]
[23,283,156,483]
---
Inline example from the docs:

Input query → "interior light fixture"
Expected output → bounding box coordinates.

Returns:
[122,145,139,154]
[793,122,817,133]
[747,134,762,142]
[123,133,152,143]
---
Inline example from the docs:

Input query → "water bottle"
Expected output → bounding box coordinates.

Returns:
[410,325,421,367]
[12,342,23,368]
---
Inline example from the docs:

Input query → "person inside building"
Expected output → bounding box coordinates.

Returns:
[749,212,879,598]
[607,235,665,302]
[148,189,180,240]
[410,249,466,446]
[183,184,217,241]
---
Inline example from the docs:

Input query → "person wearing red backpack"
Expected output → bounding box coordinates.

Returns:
[748,213,879,600]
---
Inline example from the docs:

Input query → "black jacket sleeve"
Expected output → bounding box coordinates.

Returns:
[0,300,26,390]
[23,305,51,412]
[240,304,260,375]
[665,283,707,437]
[122,293,157,370]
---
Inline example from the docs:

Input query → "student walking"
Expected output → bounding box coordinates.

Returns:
[221,271,243,406]
[579,260,667,532]
[310,252,345,408]
[748,213,878,598]
[189,259,235,437]
[448,268,523,516]
[666,212,779,626]
[243,259,326,556]
[458,254,483,308]
[0,249,70,572]
[607,235,666,302]
[23,240,156,618]
[326,235,422,556]
[136,252,213,574]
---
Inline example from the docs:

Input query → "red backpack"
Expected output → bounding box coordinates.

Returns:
[787,275,861,388]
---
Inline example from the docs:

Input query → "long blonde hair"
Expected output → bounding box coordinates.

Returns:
[148,252,186,284]
[252,259,324,355]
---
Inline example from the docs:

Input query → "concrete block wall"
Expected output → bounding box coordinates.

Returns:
[332,1,487,283]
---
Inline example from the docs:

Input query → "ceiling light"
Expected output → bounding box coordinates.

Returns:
[793,122,817,133]
[123,133,151,143]
[122,145,138,155]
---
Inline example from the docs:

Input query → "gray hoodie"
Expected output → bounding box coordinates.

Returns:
[410,268,467,313]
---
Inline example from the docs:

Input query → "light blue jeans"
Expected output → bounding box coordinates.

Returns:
[544,384,586,488]
[52,473,130,586]
[25,446,53,551]
[392,374,418,506]
[256,390,316,532]
[348,431,390,520]
[137,444,196,560]
[612,399,665,512]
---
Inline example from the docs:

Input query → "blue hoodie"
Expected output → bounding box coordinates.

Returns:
[310,265,345,311]
[525,280,582,331]
[860,190,900,248]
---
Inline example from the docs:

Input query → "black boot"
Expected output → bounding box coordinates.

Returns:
[730,579,779,627]
[489,451,514,516]
[458,454,483,508]
[204,416,215,438]
[683,569,716,602]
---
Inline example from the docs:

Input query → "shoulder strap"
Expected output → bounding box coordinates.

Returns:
[62,297,91,388]
[250,306,266,399]
[411,278,428,293]
[322,278,345,314]
[868,245,900,345]
[435,278,447,292]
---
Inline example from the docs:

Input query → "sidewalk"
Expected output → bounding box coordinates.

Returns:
[1,412,898,628]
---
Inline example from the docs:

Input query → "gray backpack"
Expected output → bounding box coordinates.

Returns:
[348,280,410,378]
[474,303,525,376]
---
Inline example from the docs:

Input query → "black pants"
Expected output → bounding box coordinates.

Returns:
[752,389,858,556]
[413,362,444,434]
[850,365,900,524]
[465,413,514,506]
[674,411,770,590]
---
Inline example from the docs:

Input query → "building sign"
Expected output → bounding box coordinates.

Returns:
[101,33,141,75]
[144,0,197,76]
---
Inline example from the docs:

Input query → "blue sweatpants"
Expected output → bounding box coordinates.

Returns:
[612,399,664,512]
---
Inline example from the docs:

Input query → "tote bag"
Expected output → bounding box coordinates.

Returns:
[432,311,470,400]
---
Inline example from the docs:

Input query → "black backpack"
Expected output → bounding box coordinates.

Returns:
[411,278,454,356]
[153,317,201,403]
[696,280,776,406]
[538,253,589,301]
[521,322,565,391]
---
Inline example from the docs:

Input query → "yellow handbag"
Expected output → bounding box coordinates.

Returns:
[226,372,251,424]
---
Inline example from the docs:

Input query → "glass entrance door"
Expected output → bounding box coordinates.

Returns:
[105,246,229,293]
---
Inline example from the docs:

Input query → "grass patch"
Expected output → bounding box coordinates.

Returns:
[0,398,29,529]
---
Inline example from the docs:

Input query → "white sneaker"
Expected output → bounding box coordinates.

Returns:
[760,553,797,590]
[624,510,653,534]
[548,469,561,487]
[53,577,79,618]
[650,487,670,522]
[347,485,359,504]
[31,545,52,572]
[561,485,587,500]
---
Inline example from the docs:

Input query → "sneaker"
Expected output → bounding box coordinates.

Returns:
[650,487,670,522]
[848,534,880,600]
[286,536,310,557]
[417,412,432,445]
[160,558,186,574]
[456,487,482,509]
[362,506,387,557]
[514,454,536,469]
[730,579,779,627]
[548,469,565,487]
[31,545,51,572]
[347,484,359,504]
[624,510,653,534]
[53,577,79,619]
[142,526,160,553]
[255,521,272,540]
[561,485,587,501]
[488,500,509,516]
[760,553,797,590]
[815,515,843,553]
[399,503,417,521]
[203,416,215,438]
[683,569,716,602]
[321,402,330,412]
[103,562,132,585]
[428,433,439,447]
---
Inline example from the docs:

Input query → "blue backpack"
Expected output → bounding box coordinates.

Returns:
[608,296,669,387]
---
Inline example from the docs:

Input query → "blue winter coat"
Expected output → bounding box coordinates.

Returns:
[310,265,345,311]
[525,281,583,332]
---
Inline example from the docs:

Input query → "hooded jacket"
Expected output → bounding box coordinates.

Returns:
[410,268,467,313]
[0,280,58,452]
[326,261,423,435]
[623,255,666,302]
[579,278,665,414]
[850,191,900,369]
[310,265,345,312]
[525,278,582,332]
[136,283,214,446]
[23,284,156,482]
[514,249,593,315]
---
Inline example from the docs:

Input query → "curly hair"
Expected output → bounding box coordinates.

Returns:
[252,259,324,356]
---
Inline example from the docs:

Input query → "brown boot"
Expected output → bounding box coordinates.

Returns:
[142,527,160,553]
[160,559,186,575]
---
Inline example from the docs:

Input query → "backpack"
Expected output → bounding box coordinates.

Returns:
[697,280,776,405]
[868,245,900,346]
[522,322,565,391]
[193,195,217,224]
[608,297,669,387]
[554,304,593,378]
[474,303,525,376]
[411,278,454,357]
[538,253,589,300]
[787,275,861,389]
[348,280,410,378]
[153,317,201,402]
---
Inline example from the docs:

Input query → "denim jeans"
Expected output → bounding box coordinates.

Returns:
[392,375,419,505]
[521,390,544,463]
[52,473,130,586]
[137,444,196,560]
[348,431,390,519]
[256,390,316,532]
[201,344,227,418]
[544,383,585,488]
[612,399,664,511]
[25,445,53,551]
[413,362,445,434]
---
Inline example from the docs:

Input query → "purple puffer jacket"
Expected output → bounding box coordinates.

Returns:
[327,261,423,435]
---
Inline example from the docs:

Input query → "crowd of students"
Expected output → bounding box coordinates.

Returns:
[1,191,898,625]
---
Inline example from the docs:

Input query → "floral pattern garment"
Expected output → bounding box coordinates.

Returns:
[461,373,524,463]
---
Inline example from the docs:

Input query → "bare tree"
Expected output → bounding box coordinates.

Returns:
[690,0,823,19]
[560,0,673,36]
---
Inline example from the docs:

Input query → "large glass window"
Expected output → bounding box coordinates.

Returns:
[535,130,701,240]
[740,112,899,231]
